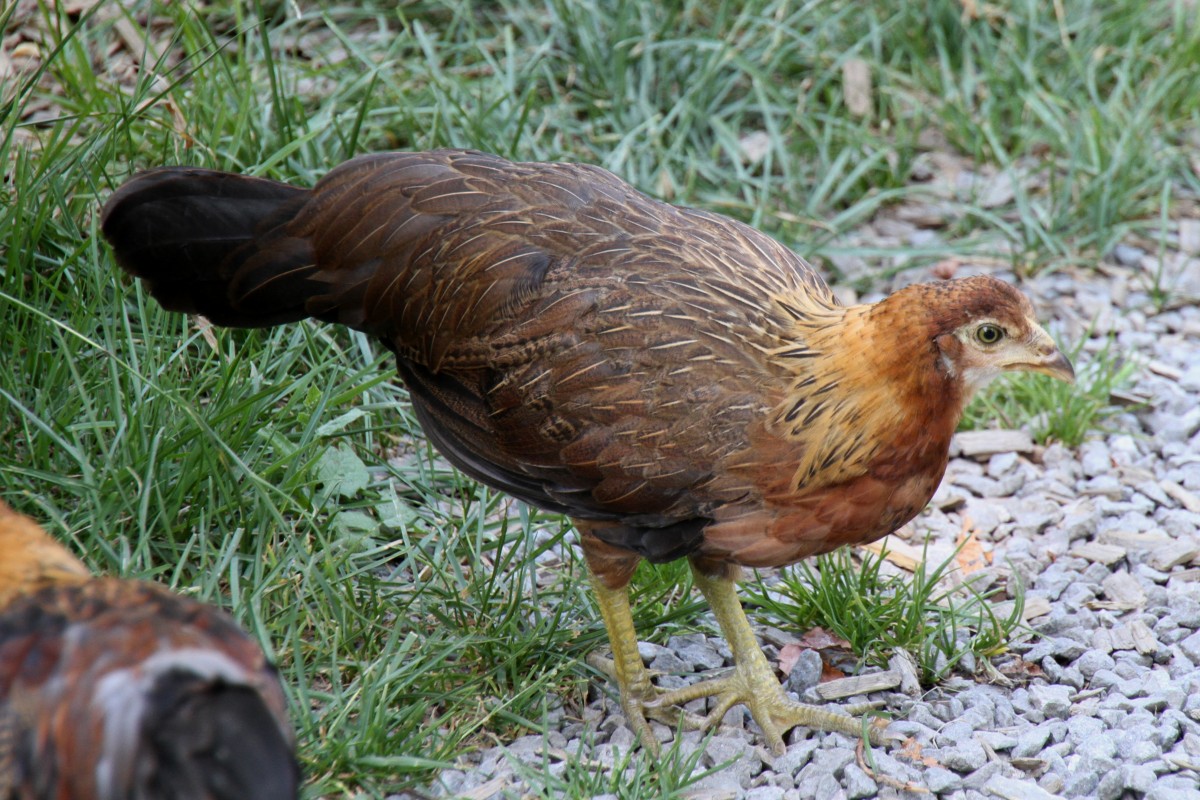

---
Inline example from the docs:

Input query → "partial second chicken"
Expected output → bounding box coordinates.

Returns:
[0,500,298,800]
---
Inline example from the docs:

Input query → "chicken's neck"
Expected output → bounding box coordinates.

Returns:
[767,294,968,488]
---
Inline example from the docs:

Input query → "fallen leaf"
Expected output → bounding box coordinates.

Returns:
[955,517,990,575]
[896,737,941,768]
[997,656,1045,681]
[796,626,853,652]
[819,662,846,682]
[777,643,805,675]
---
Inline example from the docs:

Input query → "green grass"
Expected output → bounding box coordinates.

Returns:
[1,0,1190,795]
[750,543,1026,687]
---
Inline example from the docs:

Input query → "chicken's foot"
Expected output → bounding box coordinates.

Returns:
[588,564,890,756]
[645,565,890,755]
[587,571,705,754]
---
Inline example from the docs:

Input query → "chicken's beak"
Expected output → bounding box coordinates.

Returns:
[1027,348,1076,384]
[1006,326,1075,384]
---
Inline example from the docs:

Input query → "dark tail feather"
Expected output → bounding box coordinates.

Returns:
[100,167,317,328]
[140,673,300,800]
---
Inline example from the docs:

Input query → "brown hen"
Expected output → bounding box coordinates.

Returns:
[100,149,1074,754]
[0,500,298,799]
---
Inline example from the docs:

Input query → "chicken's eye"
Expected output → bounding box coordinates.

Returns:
[976,323,1004,345]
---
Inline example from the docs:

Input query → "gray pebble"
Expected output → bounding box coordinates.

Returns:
[637,641,665,663]
[1147,780,1200,800]
[1013,725,1052,758]
[794,765,842,800]
[1075,649,1116,678]
[785,648,824,694]
[840,764,876,799]
[1074,733,1117,761]
[677,641,726,671]
[960,761,1004,790]
[1028,684,1072,719]
[649,649,689,673]
[940,738,988,773]
[924,766,962,793]
[689,770,751,797]
[1113,243,1146,266]
[773,738,819,776]
[810,746,855,776]
[1062,767,1100,798]
[1178,630,1200,663]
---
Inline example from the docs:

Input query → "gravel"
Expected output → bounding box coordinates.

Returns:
[415,255,1200,799]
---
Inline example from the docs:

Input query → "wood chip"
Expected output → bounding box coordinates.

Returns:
[1129,620,1159,655]
[1068,541,1127,565]
[992,595,1051,622]
[888,650,923,697]
[1109,389,1151,408]
[457,776,509,800]
[1168,567,1200,583]
[1149,540,1200,571]
[1147,360,1183,381]
[1098,529,1171,550]
[1106,621,1159,654]
[859,538,925,572]
[1094,571,1147,611]
[842,58,872,117]
[1007,757,1050,774]
[1164,752,1200,772]
[1162,480,1200,513]
[813,670,901,700]
[951,430,1035,458]
[11,41,40,61]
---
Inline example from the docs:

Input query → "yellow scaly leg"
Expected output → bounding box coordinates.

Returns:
[645,564,890,756]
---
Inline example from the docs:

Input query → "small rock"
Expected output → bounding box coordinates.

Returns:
[961,760,1004,790]
[1179,630,1200,663]
[840,764,876,799]
[1075,649,1116,678]
[986,774,1065,800]
[1075,733,1118,761]
[940,737,988,773]
[1097,769,1126,800]
[1112,244,1145,266]
[1028,684,1072,719]
[811,747,856,776]
[785,648,824,694]
[650,649,689,673]
[638,641,665,664]
[1063,767,1100,798]
[923,767,961,793]
[773,737,818,775]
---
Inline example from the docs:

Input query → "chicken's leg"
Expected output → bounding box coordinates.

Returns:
[586,569,696,753]
[588,558,889,756]
[646,563,890,756]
